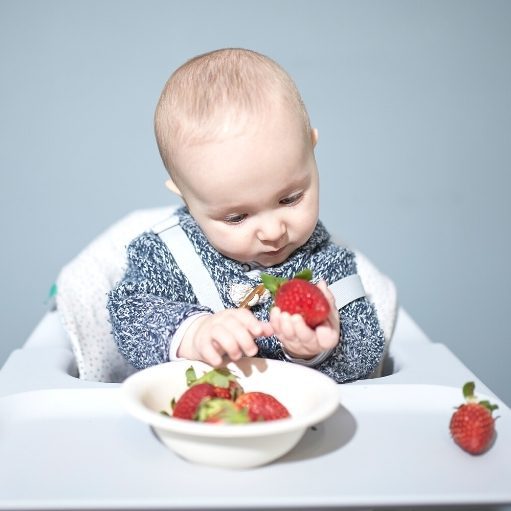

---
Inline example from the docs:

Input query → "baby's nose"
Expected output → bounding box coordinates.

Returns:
[256,216,286,242]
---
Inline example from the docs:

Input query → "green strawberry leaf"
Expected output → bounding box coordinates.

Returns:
[294,268,313,281]
[196,398,250,423]
[260,273,288,296]
[194,368,236,388]
[186,366,198,386]
[478,399,499,413]
[261,268,314,297]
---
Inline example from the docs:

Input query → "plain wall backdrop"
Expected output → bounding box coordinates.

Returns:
[1,0,510,412]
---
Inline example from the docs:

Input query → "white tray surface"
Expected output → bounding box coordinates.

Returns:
[0,384,510,510]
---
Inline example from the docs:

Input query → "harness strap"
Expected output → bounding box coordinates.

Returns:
[329,274,366,309]
[152,215,225,312]
[153,214,365,312]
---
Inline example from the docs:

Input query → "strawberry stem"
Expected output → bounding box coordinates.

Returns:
[461,381,498,414]
[462,381,475,401]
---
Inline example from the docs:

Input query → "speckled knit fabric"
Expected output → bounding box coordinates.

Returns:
[107,207,385,383]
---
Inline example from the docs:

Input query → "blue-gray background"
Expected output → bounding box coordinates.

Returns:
[1,0,510,414]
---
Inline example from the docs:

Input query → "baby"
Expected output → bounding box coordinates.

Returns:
[108,48,385,382]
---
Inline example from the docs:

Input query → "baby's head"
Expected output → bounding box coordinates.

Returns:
[155,48,312,177]
[154,48,320,267]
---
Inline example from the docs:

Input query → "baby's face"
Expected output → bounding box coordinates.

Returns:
[171,107,319,267]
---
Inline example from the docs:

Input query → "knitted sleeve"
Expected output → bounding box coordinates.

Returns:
[311,244,386,382]
[315,298,385,382]
[107,231,212,369]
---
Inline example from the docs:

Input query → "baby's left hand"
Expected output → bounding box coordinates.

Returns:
[269,280,340,359]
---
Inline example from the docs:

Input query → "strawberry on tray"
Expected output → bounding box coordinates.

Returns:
[449,381,499,455]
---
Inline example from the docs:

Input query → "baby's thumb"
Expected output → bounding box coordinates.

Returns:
[317,280,336,307]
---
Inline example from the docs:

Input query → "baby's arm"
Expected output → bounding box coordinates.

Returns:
[269,281,339,359]
[177,308,273,366]
[108,232,273,369]
[108,232,213,369]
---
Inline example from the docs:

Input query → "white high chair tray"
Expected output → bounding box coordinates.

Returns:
[0,382,510,510]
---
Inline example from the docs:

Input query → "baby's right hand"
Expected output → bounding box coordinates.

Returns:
[177,309,273,367]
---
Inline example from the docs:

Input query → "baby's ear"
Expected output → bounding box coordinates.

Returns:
[165,178,183,197]
[311,128,319,148]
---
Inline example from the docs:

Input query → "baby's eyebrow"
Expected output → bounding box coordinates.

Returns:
[207,203,247,216]
[276,175,310,196]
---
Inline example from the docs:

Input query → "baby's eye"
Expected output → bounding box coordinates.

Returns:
[224,213,247,224]
[280,192,303,205]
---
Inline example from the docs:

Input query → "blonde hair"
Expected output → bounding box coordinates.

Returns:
[154,48,311,175]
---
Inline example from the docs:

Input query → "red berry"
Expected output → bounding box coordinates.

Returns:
[261,269,330,328]
[449,382,498,455]
[235,392,290,422]
[172,383,216,420]
[212,380,244,400]
[275,279,330,328]
[186,367,244,400]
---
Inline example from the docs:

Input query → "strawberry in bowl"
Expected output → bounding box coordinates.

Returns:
[166,366,290,424]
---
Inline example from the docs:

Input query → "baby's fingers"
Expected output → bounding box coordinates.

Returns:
[317,280,340,326]
[200,340,225,367]
[317,280,336,309]
[290,314,315,343]
[315,323,339,350]
[278,311,300,340]
[237,308,273,339]
[269,306,282,333]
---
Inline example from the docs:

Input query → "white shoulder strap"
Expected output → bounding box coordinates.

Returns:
[328,274,366,309]
[152,215,225,312]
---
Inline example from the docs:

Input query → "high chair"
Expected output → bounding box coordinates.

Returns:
[0,207,510,510]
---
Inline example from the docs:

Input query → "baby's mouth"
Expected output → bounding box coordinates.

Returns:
[263,245,287,258]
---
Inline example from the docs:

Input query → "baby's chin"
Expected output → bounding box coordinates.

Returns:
[253,247,294,268]
[218,245,294,268]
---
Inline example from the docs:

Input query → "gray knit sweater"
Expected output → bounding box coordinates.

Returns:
[107,207,385,383]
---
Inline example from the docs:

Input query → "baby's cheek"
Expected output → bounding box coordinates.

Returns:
[209,233,242,258]
[293,213,317,247]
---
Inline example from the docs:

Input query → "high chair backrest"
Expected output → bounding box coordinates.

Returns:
[56,207,177,382]
[55,207,397,382]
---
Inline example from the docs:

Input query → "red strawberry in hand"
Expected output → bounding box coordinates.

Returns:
[261,269,330,328]
[235,392,290,421]
[449,381,498,455]
[172,383,216,420]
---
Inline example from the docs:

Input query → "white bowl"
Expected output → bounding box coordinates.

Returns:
[121,358,340,469]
